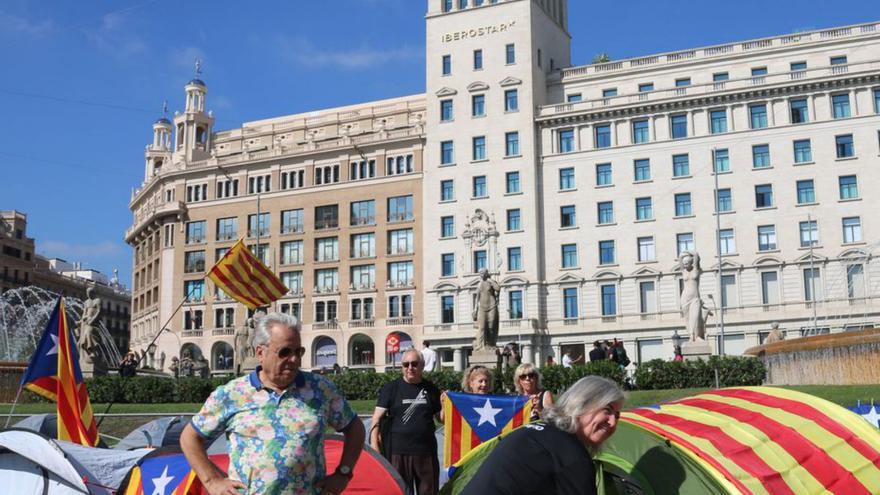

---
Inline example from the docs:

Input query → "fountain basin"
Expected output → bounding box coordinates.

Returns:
[744,328,880,385]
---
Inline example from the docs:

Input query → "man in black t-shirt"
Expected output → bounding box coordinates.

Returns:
[588,341,606,362]
[369,349,441,495]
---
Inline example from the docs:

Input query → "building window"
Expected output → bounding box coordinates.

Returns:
[184,309,203,330]
[595,125,611,149]
[459,0,468,9]
[561,244,578,268]
[677,233,694,256]
[472,136,486,161]
[670,114,688,139]
[441,295,455,323]
[507,209,521,231]
[441,140,454,165]
[634,159,650,181]
[640,281,656,314]
[315,237,339,262]
[388,229,413,255]
[638,83,654,93]
[472,94,485,117]
[350,160,376,180]
[441,216,455,238]
[350,200,375,226]
[505,43,515,64]
[508,247,522,271]
[508,290,523,319]
[601,285,617,316]
[472,176,487,198]
[799,220,819,247]
[186,184,208,203]
[675,193,692,217]
[440,99,454,121]
[506,171,520,193]
[670,154,690,177]
[567,93,582,102]
[388,261,414,286]
[637,237,655,262]
[559,167,575,190]
[847,264,865,299]
[790,98,809,123]
[441,180,454,201]
[386,155,413,176]
[594,164,614,188]
[710,109,727,134]
[563,287,578,319]
[216,178,239,198]
[832,94,851,119]
[720,274,737,308]
[843,217,862,244]
[597,201,614,225]
[874,88,880,113]
[761,271,779,305]
[441,253,455,277]
[804,268,821,302]
[752,144,770,168]
[636,197,653,221]
[351,265,376,289]
[835,134,854,158]
[247,213,270,238]
[184,280,204,302]
[713,72,729,83]
[755,184,773,208]
[186,220,206,244]
[632,120,649,143]
[757,225,777,251]
[216,217,238,241]
[505,132,519,156]
[715,188,732,213]
[797,180,815,204]
[602,88,617,98]
[599,240,615,265]
[839,175,859,200]
[248,174,272,194]
[793,139,812,163]
[560,205,576,228]
[281,240,305,264]
[388,195,413,222]
[713,148,730,173]
[750,104,768,129]
[504,89,518,112]
[675,77,691,87]
[473,250,487,272]
[473,49,483,70]
[790,61,807,72]
[184,251,205,273]
[718,229,735,255]
[443,0,453,11]
[559,129,575,152]
[314,165,340,185]
[442,54,451,75]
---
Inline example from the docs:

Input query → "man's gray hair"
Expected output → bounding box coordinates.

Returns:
[402,347,424,366]
[544,376,625,449]
[253,312,301,347]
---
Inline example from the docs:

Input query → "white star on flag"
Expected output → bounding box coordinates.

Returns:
[863,405,880,429]
[45,334,58,356]
[151,465,175,495]
[473,398,502,427]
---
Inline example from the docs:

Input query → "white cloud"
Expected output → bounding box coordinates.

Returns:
[276,35,423,70]
[40,241,124,259]
[0,10,54,37]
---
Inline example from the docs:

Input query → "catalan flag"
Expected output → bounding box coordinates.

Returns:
[207,239,288,310]
[123,451,202,495]
[443,392,532,469]
[20,296,99,446]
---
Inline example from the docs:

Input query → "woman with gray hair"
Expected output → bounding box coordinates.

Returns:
[512,363,554,421]
[460,376,625,495]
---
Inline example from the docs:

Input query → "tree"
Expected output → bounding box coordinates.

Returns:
[592,53,611,64]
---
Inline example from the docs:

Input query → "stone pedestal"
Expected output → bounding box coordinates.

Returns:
[681,340,712,361]
[468,348,500,369]
[237,357,260,374]
[80,359,108,378]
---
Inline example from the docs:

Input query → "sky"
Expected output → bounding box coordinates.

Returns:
[1,0,876,288]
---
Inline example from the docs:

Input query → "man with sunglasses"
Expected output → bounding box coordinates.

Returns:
[181,312,364,495]
[369,348,441,495]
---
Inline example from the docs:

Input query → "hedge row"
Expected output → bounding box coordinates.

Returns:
[59,356,762,404]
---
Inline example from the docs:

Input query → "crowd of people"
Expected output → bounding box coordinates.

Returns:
[559,338,631,369]
[181,312,626,495]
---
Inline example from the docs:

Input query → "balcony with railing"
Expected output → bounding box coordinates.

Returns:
[387,212,413,223]
[212,327,235,336]
[386,279,415,289]
[281,223,304,235]
[350,216,375,227]
[315,217,339,230]
[314,285,339,294]
[387,316,414,326]
[349,319,375,328]
[182,329,203,338]
[313,320,338,330]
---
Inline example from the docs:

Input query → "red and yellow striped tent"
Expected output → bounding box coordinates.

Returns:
[440,386,880,495]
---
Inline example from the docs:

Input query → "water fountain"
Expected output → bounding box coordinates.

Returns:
[0,286,122,368]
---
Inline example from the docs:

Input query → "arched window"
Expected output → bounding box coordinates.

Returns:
[212,342,234,370]
[349,334,374,366]
[313,336,338,368]
[385,331,414,366]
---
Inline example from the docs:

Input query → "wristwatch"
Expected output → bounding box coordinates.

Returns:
[336,464,353,477]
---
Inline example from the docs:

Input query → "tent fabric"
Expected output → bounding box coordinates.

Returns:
[15,414,108,449]
[58,440,151,491]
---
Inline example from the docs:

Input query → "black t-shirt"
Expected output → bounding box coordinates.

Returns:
[460,422,597,495]
[377,378,441,455]
[588,348,606,362]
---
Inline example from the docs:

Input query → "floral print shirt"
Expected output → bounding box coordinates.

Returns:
[190,368,356,495]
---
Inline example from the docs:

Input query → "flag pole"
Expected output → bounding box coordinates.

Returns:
[3,385,24,428]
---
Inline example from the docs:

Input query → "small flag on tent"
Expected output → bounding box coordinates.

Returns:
[443,392,532,468]
[20,296,99,446]
[123,452,201,495]
[207,239,287,310]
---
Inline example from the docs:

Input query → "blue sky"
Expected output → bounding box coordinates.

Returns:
[1,0,876,287]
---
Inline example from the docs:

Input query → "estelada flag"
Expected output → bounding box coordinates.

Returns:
[443,392,532,469]
[123,451,202,495]
[20,296,99,446]
[207,238,288,310]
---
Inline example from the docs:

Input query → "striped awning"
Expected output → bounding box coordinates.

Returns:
[623,387,880,495]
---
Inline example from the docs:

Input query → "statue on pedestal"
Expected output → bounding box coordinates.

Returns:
[472,269,500,351]
[76,287,103,367]
[234,324,250,365]
[169,356,180,378]
[679,251,712,342]
[179,348,195,377]
[158,351,166,371]
[765,321,785,344]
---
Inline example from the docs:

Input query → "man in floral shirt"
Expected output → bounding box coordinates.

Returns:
[181,313,364,495]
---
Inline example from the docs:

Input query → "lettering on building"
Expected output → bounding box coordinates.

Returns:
[442,20,516,43]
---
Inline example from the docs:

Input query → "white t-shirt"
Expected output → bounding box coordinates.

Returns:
[562,354,573,368]
[421,347,438,371]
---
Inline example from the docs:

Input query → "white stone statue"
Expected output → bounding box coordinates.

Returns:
[679,251,712,342]
[472,269,501,351]
[76,286,102,365]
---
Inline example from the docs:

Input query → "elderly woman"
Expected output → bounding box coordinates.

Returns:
[461,364,493,394]
[513,363,554,421]
[460,376,625,495]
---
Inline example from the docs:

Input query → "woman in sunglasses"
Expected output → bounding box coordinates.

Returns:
[461,376,625,495]
[513,363,554,421]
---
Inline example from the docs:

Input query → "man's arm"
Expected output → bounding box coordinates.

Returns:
[179,423,244,495]
[319,418,365,495]
[368,407,387,451]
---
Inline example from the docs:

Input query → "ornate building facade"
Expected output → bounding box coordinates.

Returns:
[128,0,880,372]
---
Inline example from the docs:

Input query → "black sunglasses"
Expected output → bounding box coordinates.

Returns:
[401,361,422,368]
[264,346,306,359]
[519,372,537,380]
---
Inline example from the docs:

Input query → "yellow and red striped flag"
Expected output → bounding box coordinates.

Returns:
[207,239,287,310]
[20,296,99,446]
